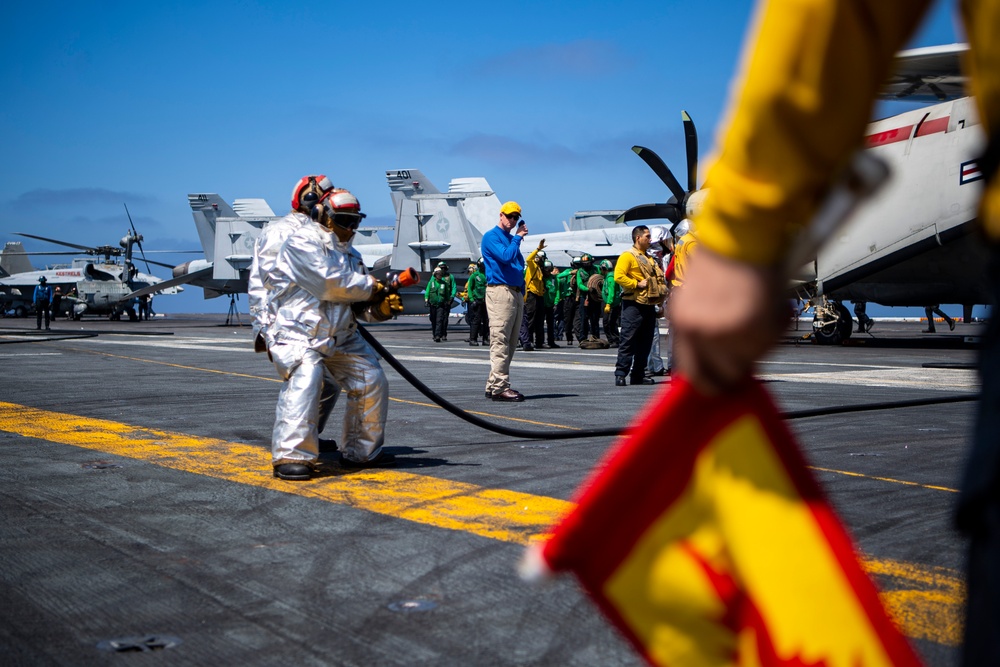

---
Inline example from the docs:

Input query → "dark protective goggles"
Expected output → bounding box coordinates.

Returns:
[330,212,364,230]
[505,212,521,222]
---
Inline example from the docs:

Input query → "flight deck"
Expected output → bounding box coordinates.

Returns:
[0,315,980,665]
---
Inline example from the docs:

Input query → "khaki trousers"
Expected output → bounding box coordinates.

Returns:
[485,285,523,394]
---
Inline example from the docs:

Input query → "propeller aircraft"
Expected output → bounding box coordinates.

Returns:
[621,43,988,344]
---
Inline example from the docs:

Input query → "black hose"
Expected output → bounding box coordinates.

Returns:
[782,393,978,419]
[359,325,979,440]
[358,325,627,440]
[0,332,99,344]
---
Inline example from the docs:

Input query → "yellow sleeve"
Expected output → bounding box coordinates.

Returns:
[672,234,697,287]
[614,252,640,291]
[693,0,929,265]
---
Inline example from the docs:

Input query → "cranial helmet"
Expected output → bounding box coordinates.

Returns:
[319,188,366,232]
[543,260,553,269]
[291,174,333,215]
[599,259,613,271]
[535,250,546,262]
[580,253,594,265]
[437,261,449,272]
[38,276,47,283]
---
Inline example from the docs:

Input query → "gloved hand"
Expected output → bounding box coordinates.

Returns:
[371,293,403,321]
[604,304,611,315]
[371,279,387,301]
[538,239,546,251]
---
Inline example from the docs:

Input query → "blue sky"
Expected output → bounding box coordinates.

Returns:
[0,0,965,315]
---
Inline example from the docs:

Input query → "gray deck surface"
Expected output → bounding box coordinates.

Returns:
[0,314,980,665]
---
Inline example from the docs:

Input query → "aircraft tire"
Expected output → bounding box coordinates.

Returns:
[812,301,852,346]
[13,305,26,318]
[835,302,854,341]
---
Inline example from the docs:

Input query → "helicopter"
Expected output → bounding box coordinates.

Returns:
[0,206,193,320]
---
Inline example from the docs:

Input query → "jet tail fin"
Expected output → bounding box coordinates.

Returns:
[385,170,500,272]
[188,194,239,263]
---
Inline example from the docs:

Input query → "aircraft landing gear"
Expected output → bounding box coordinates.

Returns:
[812,300,854,345]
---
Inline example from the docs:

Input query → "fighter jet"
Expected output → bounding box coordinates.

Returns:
[383,169,670,271]
[128,194,393,313]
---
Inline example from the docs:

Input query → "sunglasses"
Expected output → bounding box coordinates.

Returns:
[505,213,521,222]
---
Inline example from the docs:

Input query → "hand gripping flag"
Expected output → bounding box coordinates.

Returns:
[538,377,922,666]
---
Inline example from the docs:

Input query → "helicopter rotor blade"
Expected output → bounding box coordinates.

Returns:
[631,146,687,203]
[14,233,96,253]
[124,203,153,274]
[138,258,182,270]
[682,110,699,193]
[3,251,83,256]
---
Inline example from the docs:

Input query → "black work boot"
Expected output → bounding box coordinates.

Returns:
[273,463,313,481]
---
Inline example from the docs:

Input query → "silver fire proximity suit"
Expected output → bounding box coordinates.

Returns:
[249,212,339,432]
[268,217,388,466]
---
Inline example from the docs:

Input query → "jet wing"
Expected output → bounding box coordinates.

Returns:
[126,266,214,299]
[881,43,969,102]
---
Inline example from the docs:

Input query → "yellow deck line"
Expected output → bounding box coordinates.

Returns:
[0,401,571,545]
[810,465,959,493]
[0,401,964,646]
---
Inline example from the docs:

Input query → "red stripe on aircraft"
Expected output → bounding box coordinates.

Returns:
[864,116,950,148]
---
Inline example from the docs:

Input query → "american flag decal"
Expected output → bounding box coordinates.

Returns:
[961,159,983,185]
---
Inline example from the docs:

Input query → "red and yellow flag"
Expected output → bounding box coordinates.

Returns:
[541,377,922,666]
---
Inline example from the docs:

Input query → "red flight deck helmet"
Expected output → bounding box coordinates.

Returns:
[290,175,334,215]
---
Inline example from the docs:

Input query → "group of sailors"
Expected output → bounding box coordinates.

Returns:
[428,222,695,384]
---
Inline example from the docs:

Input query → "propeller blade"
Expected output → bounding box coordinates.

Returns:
[682,110,699,192]
[616,203,683,224]
[631,146,686,202]
[124,203,153,274]
[14,233,95,252]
